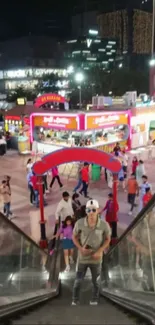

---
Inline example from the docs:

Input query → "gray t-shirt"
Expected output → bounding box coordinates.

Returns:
[73,217,111,264]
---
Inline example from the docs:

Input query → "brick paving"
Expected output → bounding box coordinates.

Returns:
[0,150,155,241]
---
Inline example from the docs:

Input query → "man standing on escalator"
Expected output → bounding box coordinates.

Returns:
[72,199,111,306]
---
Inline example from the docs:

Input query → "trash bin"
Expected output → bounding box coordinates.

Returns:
[91,164,101,181]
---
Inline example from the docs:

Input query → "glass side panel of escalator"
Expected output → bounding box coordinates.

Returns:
[101,197,155,303]
[0,212,49,297]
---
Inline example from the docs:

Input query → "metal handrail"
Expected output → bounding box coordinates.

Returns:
[106,193,155,256]
[0,212,48,255]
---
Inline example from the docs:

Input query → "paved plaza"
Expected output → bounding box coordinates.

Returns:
[0,150,155,242]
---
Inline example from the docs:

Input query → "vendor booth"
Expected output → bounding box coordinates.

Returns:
[30,110,131,154]
[4,107,31,154]
[131,105,155,148]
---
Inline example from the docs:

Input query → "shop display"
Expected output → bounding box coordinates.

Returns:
[30,111,130,154]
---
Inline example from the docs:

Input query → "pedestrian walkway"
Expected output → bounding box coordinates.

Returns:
[0,151,155,241]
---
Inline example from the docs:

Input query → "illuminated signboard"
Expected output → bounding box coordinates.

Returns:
[16,98,26,105]
[34,93,66,108]
[85,113,128,129]
[32,114,79,130]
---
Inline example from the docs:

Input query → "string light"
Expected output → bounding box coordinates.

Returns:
[98,9,152,54]
[133,10,152,54]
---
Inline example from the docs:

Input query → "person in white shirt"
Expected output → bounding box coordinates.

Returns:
[121,150,128,189]
[136,160,146,186]
[139,175,151,212]
[55,191,74,223]
[26,158,33,173]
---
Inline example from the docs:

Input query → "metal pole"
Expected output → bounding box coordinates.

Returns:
[152,0,155,56]
[79,85,82,109]
[37,176,47,249]
[112,174,118,245]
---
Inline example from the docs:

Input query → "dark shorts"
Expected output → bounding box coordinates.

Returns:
[62,239,75,250]
[119,177,124,182]
[128,193,136,204]
[123,166,127,179]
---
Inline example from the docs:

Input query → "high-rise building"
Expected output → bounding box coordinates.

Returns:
[61,29,118,71]
[97,9,152,55]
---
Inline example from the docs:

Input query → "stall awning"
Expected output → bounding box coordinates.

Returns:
[3,104,47,117]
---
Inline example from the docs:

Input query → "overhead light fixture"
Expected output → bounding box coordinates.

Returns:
[72,51,81,54]
[87,57,97,61]
[108,41,116,45]
[67,40,77,43]
[98,49,105,52]
[89,29,98,35]
[82,50,90,53]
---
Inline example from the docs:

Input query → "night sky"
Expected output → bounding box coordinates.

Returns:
[0,0,152,41]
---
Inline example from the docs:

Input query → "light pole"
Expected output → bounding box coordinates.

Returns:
[75,72,84,109]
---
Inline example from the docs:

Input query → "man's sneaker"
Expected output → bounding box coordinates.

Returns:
[128,211,132,216]
[64,265,70,272]
[9,214,14,220]
[71,300,79,306]
[69,256,74,264]
[90,299,98,306]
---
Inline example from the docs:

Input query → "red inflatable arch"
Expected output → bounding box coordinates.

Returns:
[33,147,121,175]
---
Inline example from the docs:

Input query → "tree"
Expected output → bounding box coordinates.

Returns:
[7,86,36,102]
[68,66,149,104]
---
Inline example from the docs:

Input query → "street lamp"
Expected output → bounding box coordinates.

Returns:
[67,65,74,74]
[75,72,84,109]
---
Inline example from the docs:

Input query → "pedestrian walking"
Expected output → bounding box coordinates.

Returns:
[50,167,63,190]
[127,173,139,216]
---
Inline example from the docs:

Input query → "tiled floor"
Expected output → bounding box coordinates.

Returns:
[0,150,155,240]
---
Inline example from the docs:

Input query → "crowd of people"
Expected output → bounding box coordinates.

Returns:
[0,141,154,306]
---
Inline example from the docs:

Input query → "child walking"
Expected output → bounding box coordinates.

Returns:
[0,180,13,219]
[56,216,75,272]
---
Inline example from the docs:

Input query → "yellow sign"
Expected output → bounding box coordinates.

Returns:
[16,98,26,105]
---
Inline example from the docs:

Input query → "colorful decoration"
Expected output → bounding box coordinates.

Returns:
[32,147,122,175]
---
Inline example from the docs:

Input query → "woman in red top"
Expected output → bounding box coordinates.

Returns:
[101,193,119,243]
[143,187,153,207]
[132,156,138,174]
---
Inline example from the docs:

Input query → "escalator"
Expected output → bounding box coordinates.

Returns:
[1,195,155,324]
[12,260,138,325]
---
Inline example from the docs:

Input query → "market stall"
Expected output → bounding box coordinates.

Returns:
[84,111,131,152]
[131,105,155,148]
[4,106,32,154]
[30,110,131,154]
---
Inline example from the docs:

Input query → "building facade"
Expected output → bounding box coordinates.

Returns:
[62,30,118,71]
[0,67,68,93]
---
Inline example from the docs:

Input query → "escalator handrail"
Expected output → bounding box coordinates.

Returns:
[106,192,155,256]
[0,212,48,255]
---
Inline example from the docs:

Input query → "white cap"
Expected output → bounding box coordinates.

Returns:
[86,199,99,209]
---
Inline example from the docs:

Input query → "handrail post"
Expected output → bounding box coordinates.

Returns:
[37,176,48,249]
[112,173,118,246]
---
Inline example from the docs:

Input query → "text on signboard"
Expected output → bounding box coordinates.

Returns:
[94,115,119,125]
[41,95,61,103]
[43,116,70,125]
